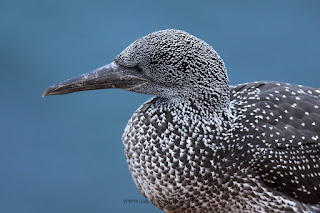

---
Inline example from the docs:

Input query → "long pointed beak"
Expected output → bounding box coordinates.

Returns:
[42,62,150,97]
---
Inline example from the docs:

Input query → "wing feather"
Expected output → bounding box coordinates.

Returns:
[231,82,320,203]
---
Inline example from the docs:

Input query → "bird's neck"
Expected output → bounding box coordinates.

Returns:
[167,92,233,134]
[170,85,231,120]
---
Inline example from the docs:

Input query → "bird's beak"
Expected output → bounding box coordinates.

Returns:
[42,62,150,97]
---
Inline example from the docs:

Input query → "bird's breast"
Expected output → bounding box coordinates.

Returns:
[121,97,252,211]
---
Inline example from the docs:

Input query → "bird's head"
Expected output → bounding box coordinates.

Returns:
[43,29,230,109]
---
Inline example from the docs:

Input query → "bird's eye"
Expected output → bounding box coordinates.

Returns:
[134,65,143,73]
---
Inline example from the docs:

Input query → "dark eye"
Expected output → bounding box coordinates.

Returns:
[134,65,143,73]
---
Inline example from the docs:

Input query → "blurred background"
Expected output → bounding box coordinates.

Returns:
[1,0,319,212]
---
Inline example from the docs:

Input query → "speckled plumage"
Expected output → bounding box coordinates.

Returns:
[118,30,320,212]
[123,83,320,213]
[44,29,320,213]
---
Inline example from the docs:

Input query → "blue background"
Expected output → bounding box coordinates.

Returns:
[1,0,319,212]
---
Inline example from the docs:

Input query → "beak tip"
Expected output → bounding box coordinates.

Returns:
[42,87,54,98]
[42,89,49,98]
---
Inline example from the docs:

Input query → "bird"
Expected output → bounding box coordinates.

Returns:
[43,29,320,213]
